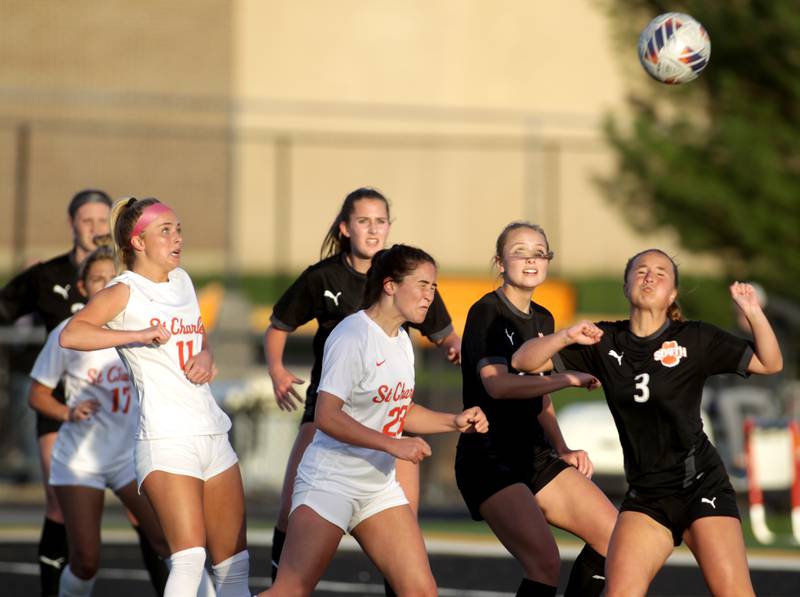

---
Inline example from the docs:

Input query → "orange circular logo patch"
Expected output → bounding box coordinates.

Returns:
[653,340,687,368]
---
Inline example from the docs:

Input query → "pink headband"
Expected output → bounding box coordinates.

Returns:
[130,203,174,242]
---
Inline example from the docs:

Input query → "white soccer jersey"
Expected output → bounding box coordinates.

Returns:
[297,310,416,496]
[31,320,138,473]
[106,268,230,439]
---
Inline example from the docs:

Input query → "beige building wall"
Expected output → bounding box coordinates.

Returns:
[0,0,717,277]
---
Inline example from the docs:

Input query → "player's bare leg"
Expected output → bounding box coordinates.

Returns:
[535,467,616,554]
[275,423,316,532]
[394,459,420,515]
[116,482,170,558]
[352,505,437,597]
[260,506,343,596]
[684,516,755,597]
[53,486,104,580]
[605,511,673,597]
[480,483,560,587]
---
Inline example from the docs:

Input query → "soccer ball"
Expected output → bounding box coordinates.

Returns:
[638,12,711,84]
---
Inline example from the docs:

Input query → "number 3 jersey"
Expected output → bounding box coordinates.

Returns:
[297,310,415,497]
[554,319,753,495]
[107,268,231,440]
[31,319,137,472]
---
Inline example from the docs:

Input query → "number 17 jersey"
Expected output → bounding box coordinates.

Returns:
[555,319,752,495]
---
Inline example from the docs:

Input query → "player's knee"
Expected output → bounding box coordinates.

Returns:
[69,546,100,579]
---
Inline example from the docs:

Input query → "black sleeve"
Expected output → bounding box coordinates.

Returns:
[269,267,318,331]
[699,321,753,378]
[462,301,510,374]
[411,288,453,342]
[552,322,601,376]
[0,264,38,324]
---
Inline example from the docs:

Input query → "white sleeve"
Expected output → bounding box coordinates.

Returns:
[317,325,363,403]
[30,324,68,389]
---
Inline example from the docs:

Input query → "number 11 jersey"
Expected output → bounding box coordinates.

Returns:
[107,268,231,439]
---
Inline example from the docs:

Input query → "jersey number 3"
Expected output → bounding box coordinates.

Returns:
[633,373,650,403]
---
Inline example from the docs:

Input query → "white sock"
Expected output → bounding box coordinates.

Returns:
[212,550,250,597]
[165,547,206,597]
[59,564,96,597]
[198,567,218,597]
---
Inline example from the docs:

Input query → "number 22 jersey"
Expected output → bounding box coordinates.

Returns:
[555,319,753,495]
[106,268,231,439]
[297,311,415,497]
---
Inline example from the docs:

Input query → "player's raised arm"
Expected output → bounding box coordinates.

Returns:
[730,282,783,375]
[511,320,604,372]
[60,283,166,350]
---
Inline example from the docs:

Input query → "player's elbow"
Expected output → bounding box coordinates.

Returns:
[59,325,77,349]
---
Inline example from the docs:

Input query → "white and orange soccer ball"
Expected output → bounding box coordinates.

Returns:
[638,12,711,84]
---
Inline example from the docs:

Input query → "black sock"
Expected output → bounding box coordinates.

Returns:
[271,527,287,582]
[38,517,67,597]
[134,525,169,596]
[564,544,606,597]
[383,577,397,597]
[516,578,557,597]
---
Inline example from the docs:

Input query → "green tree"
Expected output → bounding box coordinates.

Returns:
[602,1,800,301]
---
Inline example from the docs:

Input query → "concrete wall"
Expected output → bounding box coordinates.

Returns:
[0,0,719,277]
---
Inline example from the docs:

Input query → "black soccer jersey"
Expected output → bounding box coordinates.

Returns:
[0,252,84,332]
[270,253,454,393]
[555,319,753,494]
[459,290,554,454]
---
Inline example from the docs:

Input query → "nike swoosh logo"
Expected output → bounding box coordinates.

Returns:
[376,360,386,367]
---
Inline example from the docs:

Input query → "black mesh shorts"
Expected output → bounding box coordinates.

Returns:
[621,462,740,546]
[455,440,570,521]
[36,382,66,437]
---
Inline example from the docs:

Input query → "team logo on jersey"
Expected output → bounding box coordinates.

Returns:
[608,350,624,366]
[701,496,717,509]
[372,381,414,403]
[653,340,687,367]
[504,328,515,345]
[70,302,84,314]
[324,290,342,306]
[52,284,70,299]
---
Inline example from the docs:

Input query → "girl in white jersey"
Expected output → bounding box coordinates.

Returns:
[258,244,488,597]
[60,197,250,597]
[29,246,170,597]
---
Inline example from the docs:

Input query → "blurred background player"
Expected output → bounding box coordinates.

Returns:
[0,189,168,596]
[511,249,783,597]
[61,197,250,597]
[263,187,460,594]
[259,244,487,597]
[28,244,170,596]
[455,222,616,597]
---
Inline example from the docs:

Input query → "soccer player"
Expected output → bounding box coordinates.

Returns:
[258,244,488,597]
[264,188,460,591]
[28,245,170,596]
[60,197,250,597]
[0,190,166,596]
[511,249,783,597]
[455,222,616,597]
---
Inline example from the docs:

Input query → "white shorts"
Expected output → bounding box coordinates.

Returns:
[291,478,409,533]
[134,433,239,492]
[49,457,136,492]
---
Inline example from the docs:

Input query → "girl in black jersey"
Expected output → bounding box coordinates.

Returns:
[455,222,617,597]
[511,249,783,597]
[264,188,460,585]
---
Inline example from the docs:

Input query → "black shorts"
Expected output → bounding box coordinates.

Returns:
[36,382,66,437]
[455,438,570,521]
[300,385,318,425]
[621,462,740,546]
